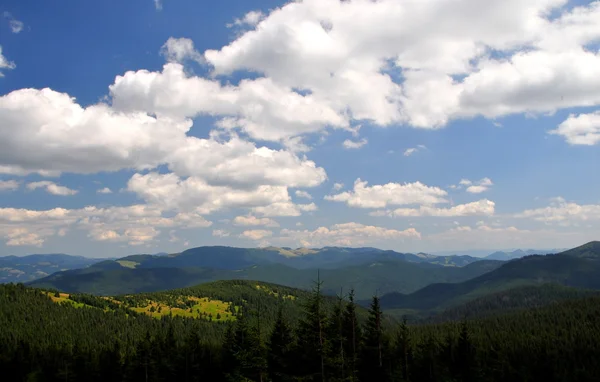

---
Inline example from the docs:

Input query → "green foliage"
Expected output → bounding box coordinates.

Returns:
[3,276,600,381]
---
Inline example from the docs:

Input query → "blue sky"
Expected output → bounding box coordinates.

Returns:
[1,0,599,257]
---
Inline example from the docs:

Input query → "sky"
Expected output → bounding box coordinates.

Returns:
[0,0,599,258]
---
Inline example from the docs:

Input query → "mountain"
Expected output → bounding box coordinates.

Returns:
[29,258,503,299]
[0,253,106,283]
[424,283,600,323]
[484,248,566,260]
[377,241,600,313]
[108,245,485,271]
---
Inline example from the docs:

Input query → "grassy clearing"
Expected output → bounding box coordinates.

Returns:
[45,292,87,309]
[255,284,296,300]
[130,296,237,322]
[116,260,138,269]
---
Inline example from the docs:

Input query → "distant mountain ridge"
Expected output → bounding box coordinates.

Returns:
[28,245,504,298]
[0,254,106,283]
[377,241,600,313]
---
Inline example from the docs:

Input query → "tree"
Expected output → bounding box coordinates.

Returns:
[268,307,294,382]
[394,317,412,382]
[295,273,329,381]
[342,289,361,382]
[361,295,389,382]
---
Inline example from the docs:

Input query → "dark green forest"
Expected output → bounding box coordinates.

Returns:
[2,280,600,382]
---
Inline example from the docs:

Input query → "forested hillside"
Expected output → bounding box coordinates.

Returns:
[2,281,600,381]
[378,242,600,312]
[29,258,502,299]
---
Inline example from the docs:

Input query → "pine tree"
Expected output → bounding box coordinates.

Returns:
[456,320,477,382]
[394,317,412,382]
[325,292,346,381]
[360,295,389,382]
[342,289,361,382]
[268,307,294,382]
[295,273,329,382]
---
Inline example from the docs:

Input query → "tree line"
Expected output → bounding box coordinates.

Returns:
[1,281,600,381]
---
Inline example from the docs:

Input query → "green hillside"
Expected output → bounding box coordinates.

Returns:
[29,258,502,299]
[2,280,600,381]
[378,242,600,313]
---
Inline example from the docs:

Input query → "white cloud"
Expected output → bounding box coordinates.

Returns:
[325,178,447,209]
[295,190,312,200]
[403,144,426,157]
[26,181,78,196]
[550,111,600,145]
[0,204,212,247]
[515,197,600,224]
[251,201,318,217]
[160,37,204,64]
[110,63,347,142]
[277,222,421,247]
[233,215,279,227]
[0,46,15,77]
[0,180,19,191]
[342,138,368,149]
[97,187,112,194]
[212,229,230,237]
[371,199,495,218]
[3,12,23,34]
[332,182,344,191]
[454,178,494,193]
[240,229,273,241]
[202,0,600,143]
[228,10,265,28]
[154,0,162,11]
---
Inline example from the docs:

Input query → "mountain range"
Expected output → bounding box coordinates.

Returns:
[377,241,600,315]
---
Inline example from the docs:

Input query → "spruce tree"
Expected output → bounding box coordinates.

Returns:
[360,295,389,382]
[268,307,294,382]
[342,289,361,382]
[295,273,329,382]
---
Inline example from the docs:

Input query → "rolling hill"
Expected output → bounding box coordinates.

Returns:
[0,253,106,283]
[29,257,502,299]
[378,241,600,313]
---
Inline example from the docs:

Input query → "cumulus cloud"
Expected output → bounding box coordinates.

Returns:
[202,0,600,143]
[325,178,448,208]
[97,187,112,194]
[212,229,230,237]
[454,178,494,193]
[228,10,265,28]
[240,229,273,241]
[276,222,421,247]
[233,215,279,227]
[0,204,212,247]
[295,190,312,200]
[515,197,600,224]
[332,182,344,191]
[342,138,368,149]
[550,111,600,145]
[26,181,78,196]
[371,199,495,218]
[110,63,347,142]
[160,37,204,64]
[0,180,19,191]
[154,0,162,11]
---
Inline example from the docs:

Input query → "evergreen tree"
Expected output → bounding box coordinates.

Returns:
[360,295,389,382]
[268,307,294,382]
[295,274,329,382]
[325,293,346,381]
[394,317,412,382]
[342,289,361,382]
